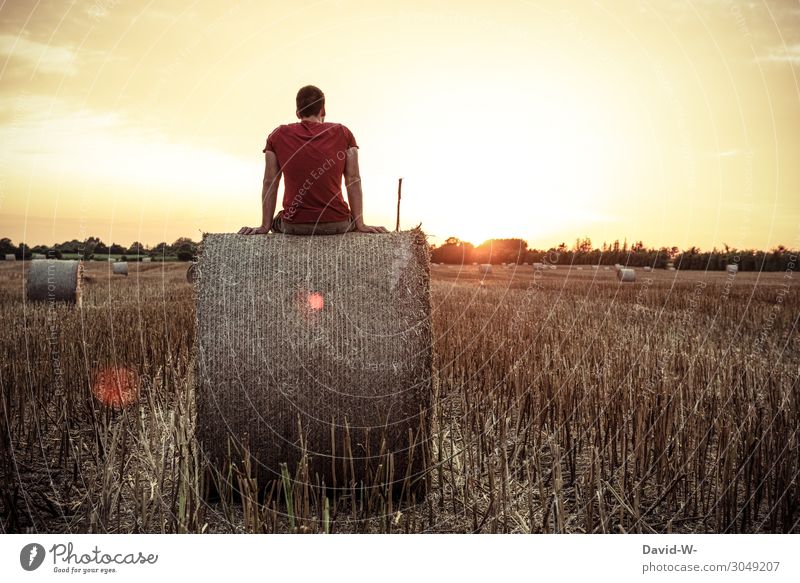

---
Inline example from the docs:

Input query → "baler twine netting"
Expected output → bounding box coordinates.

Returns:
[195,229,433,495]
[617,267,636,282]
[26,259,82,305]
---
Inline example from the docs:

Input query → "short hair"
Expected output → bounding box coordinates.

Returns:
[296,85,325,117]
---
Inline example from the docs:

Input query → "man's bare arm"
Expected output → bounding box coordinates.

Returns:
[343,147,388,234]
[239,151,281,235]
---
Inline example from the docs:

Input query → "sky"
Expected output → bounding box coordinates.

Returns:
[0,0,799,250]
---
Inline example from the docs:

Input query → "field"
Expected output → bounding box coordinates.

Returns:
[1,260,797,533]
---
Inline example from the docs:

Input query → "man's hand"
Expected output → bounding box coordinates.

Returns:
[238,225,270,235]
[355,223,389,234]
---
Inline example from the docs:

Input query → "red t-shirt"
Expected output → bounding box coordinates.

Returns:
[263,121,357,224]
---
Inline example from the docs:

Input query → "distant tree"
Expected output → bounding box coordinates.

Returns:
[176,244,195,261]
[431,237,474,264]
[0,238,16,255]
[151,242,169,258]
[109,243,126,255]
[17,243,32,260]
[474,238,528,264]
[128,241,146,256]
[172,237,197,261]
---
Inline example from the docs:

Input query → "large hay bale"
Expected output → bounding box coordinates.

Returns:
[112,262,128,276]
[479,263,493,275]
[617,268,636,282]
[4,254,15,261]
[726,264,738,275]
[196,230,433,495]
[26,259,82,304]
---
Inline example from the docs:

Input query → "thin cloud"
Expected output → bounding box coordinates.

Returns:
[759,44,800,65]
[0,33,77,76]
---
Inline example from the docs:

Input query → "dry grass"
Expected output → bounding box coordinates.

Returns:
[0,260,797,533]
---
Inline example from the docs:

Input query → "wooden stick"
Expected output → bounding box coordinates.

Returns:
[396,178,403,232]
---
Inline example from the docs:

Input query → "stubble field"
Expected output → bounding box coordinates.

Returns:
[1,260,797,533]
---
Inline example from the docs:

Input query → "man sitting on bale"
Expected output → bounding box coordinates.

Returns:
[239,85,388,236]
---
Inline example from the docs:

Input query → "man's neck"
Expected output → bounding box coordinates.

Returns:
[300,115,323,123]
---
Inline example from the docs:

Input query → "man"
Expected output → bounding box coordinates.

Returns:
[239,85,387,236]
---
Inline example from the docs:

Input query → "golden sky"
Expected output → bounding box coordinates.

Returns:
[0,0,798,250]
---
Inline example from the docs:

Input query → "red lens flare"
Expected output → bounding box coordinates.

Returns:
[92,366,139,408]
[306,291,324,311]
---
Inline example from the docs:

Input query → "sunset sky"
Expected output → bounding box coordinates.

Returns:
[0,0,798,250]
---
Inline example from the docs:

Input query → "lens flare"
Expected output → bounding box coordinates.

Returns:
[307,291,324,311]
[92,366,139,408]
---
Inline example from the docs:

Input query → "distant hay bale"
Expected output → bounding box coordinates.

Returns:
[726,264,738,275]
[532,262,543,270]
[617,268,636,282]
[643,266,652,272]
[196,230,432,495]
[667,266,676,271]
[142,257,152,263]
[592,265,598,270]
[576,266,583,271]
[550,265,557,270]
[31,253,46,260]
[26,259,82,305]
[603,266,610,271]
[479,264,493,275]
[4,254,15,261]
[112,262,128,276]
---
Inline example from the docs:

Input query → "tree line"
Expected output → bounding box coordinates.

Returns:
[0,237,199,261]
[430,236,798,271]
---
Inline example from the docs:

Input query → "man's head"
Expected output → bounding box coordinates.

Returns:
[296,85,325,120]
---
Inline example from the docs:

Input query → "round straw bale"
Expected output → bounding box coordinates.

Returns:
[142,257,152,262]
[617,267,636,282]
[532,262,543,269]
[31,253,46,260]
[5,254,16,261]
[643,266,652,272]
[112,262,128,276]
[576,266,583,271]
[550,265,557,270]
[603,266,610,270]
[26,259,82,304]
[726,264,738,275]
[479,263,493,274]
[196,230,432,496]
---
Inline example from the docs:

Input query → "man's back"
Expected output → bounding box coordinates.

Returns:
[263,120,357,224]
